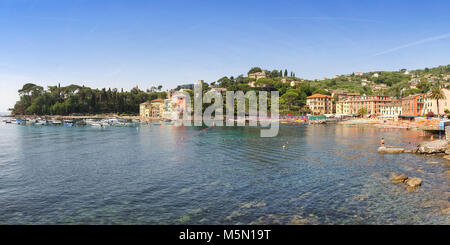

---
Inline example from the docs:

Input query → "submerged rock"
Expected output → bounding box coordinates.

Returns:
[441,207,450,214]
[239,201,266,209]
[405,177,422,191]
[378,147,404,154]
[416,140,448,154]
[390,173,408,183]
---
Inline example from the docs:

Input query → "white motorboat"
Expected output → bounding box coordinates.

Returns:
[64,120,74,126]
[50,120,62,125]
[35,119,47,125]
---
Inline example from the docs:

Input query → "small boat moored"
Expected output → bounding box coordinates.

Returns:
[50,119,62,125]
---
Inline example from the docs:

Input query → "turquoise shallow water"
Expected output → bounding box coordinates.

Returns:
[0,123,449,224]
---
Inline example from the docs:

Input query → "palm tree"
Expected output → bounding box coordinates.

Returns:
[430,86,446,116]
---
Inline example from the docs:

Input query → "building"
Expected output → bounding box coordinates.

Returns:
[306,94,333,115]
[140,99,165,119]
[332,90,360,101]
[354,72,363,76]
[150,99,164,118]
[422,88,450,115]
[444,75,450,81]
[209,87,227,93]
[336,95,392,115]
[380,101,402,117]
[171,92,190,120]
[140,102,151,118]
[331,89,348,98]
[248,70,267,80]
[401,94,424,117]
[372,83,388,91]
[162,99,173,120]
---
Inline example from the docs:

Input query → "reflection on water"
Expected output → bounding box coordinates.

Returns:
[0,123,449,224]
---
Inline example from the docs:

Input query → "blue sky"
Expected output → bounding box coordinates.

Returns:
[1,0,450,112]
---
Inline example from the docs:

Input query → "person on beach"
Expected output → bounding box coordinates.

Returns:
[380,138,385,147]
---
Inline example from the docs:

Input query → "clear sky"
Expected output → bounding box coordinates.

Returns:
[1,0,449,112]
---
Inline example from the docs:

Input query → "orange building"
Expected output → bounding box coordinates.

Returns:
[401,94,424,117]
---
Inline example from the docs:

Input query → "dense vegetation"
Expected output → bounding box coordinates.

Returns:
[213,65,450,115]
[13,83,166,115]
[12,65,450,116]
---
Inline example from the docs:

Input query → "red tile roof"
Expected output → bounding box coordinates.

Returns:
[307,94,332,99]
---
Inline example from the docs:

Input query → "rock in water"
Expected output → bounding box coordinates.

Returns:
[441,207,450,214]
[378,147,404,154]
[390,173,408,183]
[416,140,448,154]
[405,177,422,191]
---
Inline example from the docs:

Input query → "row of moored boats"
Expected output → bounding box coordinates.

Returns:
[1,118,141,127]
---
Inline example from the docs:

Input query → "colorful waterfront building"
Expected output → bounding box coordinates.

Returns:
[422,88,450,115]
[150,99,164,118]
[380,101,402,117]
[401,94,424,117]
[139,102,151,118]
[336,95,392,116]
[162,99,173,120]
[306,94,333,115]
[139,99,165,119]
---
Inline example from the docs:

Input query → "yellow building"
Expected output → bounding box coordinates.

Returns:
[140,99,165,119]
[140,102,151,118]
[336,100,351,114]
[248,70,267,80]
[306,94,333,115]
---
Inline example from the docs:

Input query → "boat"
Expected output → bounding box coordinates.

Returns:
[91,123,104,128]
[35,119,47,125]
[64,120,74,126]
[50,119,62,125]
[15,119,25,125]
[26,118,36,124]
[75,120,87,126]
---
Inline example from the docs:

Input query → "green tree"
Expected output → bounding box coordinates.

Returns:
[430,87,446,116]
[280,90,299,111]
[358,107,368,117]
[248,67,262,74]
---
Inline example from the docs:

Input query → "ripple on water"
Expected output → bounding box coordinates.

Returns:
[0,124,449,224]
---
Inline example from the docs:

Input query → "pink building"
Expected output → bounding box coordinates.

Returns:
[343,95,392,116]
